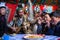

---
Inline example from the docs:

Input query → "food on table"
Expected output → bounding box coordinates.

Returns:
[24,34,45,39]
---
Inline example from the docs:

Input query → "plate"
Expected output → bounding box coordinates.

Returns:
[23,34,45,40]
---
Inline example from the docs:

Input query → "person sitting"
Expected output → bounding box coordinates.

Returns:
[33,13,42,34]
[37,16,43,34]
[52,11,60,36]
[7,8,24,34]
[0,6,7,37]
[42,13,54,35]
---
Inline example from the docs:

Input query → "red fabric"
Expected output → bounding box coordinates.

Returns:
[32,5,35,10]
[52,5,58,11]
[40,5,44,11]
[6,3,18,23]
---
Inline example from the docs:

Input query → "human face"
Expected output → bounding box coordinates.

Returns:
[44,14,51,22]
[0,8,6,15]
[52,16,58,23]
[18,10,24,17]
[35,13,39,18]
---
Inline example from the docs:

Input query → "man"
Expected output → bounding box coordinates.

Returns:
[52,11,60,36]
[7,8,24,34]
[0,6,7,37]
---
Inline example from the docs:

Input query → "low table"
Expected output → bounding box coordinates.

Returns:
[2,34,60,40]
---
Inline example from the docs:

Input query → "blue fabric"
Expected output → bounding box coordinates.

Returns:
[47,28,54,35]
[3,34,59,40]
[37,24,42,34]
[3,34,9,40]
[54,21,60,36]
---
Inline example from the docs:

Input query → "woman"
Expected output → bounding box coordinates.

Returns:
[42,13,54,35]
